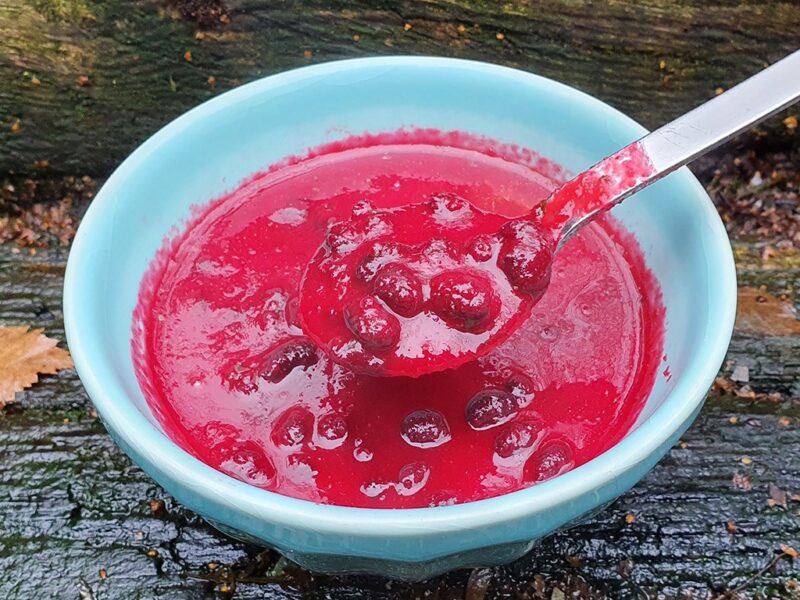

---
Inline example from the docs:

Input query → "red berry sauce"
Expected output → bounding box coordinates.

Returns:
[132,129,664,509]
[300,196,554,376]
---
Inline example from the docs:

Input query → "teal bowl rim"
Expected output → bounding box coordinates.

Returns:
[63,56,737,540]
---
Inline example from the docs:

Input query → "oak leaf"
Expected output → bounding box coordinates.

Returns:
[0,326,73,407]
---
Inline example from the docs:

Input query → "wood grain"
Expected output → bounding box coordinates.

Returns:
[2,0,799,177]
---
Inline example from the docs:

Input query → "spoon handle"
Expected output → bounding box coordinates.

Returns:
[545,50,800,238]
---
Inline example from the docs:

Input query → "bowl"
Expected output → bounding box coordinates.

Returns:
[63,56,736,580]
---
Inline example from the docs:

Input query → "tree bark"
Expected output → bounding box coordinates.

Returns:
[1,0,799,177]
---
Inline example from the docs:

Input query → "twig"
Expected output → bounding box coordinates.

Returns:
[712,549,791,599]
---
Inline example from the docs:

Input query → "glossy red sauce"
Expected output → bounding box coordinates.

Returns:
[132,130,664,508]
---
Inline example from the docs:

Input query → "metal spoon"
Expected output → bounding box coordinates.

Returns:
[544,50,800,246]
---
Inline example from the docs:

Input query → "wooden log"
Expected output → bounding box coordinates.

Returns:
[2,0,799,178]
[0,247,798,598]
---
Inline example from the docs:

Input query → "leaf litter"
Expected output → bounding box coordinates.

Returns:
[0,326,73,407]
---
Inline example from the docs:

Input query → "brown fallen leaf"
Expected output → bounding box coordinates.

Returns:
[734,385,757,399]
[0,326,73,407]
[781,544,798,558]
[733,472,753,491]
[769,483,788,508]
[736,287,800,336]
[713,376,735,394]
[726,520,737,534]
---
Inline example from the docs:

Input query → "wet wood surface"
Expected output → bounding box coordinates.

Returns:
[1,1,800,598]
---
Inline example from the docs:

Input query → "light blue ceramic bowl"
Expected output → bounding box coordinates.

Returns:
[63,57,736,580]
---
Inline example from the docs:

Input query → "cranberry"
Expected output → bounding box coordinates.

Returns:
[194,420,238,450]
[494,422,540,459]
[428,192,471,222]
[421,238,458,264]
[270,406,313,448]
[330,336,381,371]
[505,370,537,408]
[498,219,554,297]
[222,440,276,486]
[373,263,423,318]
[361,480,391,498]
[523,440,574,483]
[194,422,276,485]
[344,296,401,350]
[316,413,348,449]
[401,410,451,448]
[355,242,400,283]
[283,296,302,329]
[262,337,318,383]
[326,214,391,256]
[465,388,518,430]
[353,440,374,462]
[429,270,498,333]
[395,462,431,496]
[468,234,495,262]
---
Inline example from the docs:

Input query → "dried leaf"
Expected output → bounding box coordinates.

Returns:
[625,513,636,524]
[769,483,788,508]
[781,544,798,558]
[726,520,737,534]
[741,456,754,465]
[566,555,583,568]
[733,473,753,491]
[714,376,736,394]
[0,326,73,407]
[736,287,800,336]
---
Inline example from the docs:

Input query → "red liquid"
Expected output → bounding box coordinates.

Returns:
[133,131,664,509]
[299,197,553,376]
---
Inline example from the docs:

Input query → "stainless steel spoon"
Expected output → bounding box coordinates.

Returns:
[545,50,800,246]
